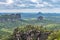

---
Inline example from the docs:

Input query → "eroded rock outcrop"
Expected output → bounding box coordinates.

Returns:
[11,27,51,40]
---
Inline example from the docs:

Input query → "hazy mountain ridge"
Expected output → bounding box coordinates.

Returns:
[0,12,60,18]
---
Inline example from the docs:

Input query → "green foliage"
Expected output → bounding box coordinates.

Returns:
[5,25,49,40]
[0,15,60,40]
[47,30,60,40]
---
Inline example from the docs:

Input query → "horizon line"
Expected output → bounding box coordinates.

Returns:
[0,8,60,13]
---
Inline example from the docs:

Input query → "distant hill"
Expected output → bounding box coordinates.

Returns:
[0,12,60,21]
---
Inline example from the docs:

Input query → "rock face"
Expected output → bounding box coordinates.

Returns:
[12,28,51,40]
[37,16,44,21]
[0,13,21,22]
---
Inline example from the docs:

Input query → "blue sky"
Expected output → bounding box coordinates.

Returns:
[0,0,60,13]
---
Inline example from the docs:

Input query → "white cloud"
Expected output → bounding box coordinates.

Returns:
[0,0,59,10]
[16,4,26,7]
[0,0,14,5]
[0,2,6,4]
[36,3,44,7]
[43,2,48,5]
[31,0,38,3]
[35,2,53,8]
[0,8,60,13]
[6,0,14,5]
[43,2,53,7]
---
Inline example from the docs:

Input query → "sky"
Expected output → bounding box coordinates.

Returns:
[0,0,60,13]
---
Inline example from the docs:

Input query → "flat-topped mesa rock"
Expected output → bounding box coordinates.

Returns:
[0,13,21,22]
[11,27,51,40]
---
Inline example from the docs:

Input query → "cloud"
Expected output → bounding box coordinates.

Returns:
[43,2,53,7]
[0,0,60,13]
[0,2,6,4]
[52,0,60,2]
[0,0,60,9]
[16,4,26,7]
[31,0,38,2]
[6,0,14,5]
[0,0,14,5]
[35,1,54,8]
[36,3,44,8]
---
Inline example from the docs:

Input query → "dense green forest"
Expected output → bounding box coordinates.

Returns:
[0,13,60,40]
[0,25,60,40]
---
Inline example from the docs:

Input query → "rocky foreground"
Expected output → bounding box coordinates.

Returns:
[7,25,51,40]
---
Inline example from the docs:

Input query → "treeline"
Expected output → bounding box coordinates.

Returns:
[2,25,60,40]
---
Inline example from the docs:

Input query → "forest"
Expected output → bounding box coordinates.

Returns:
[0,12,60,40]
